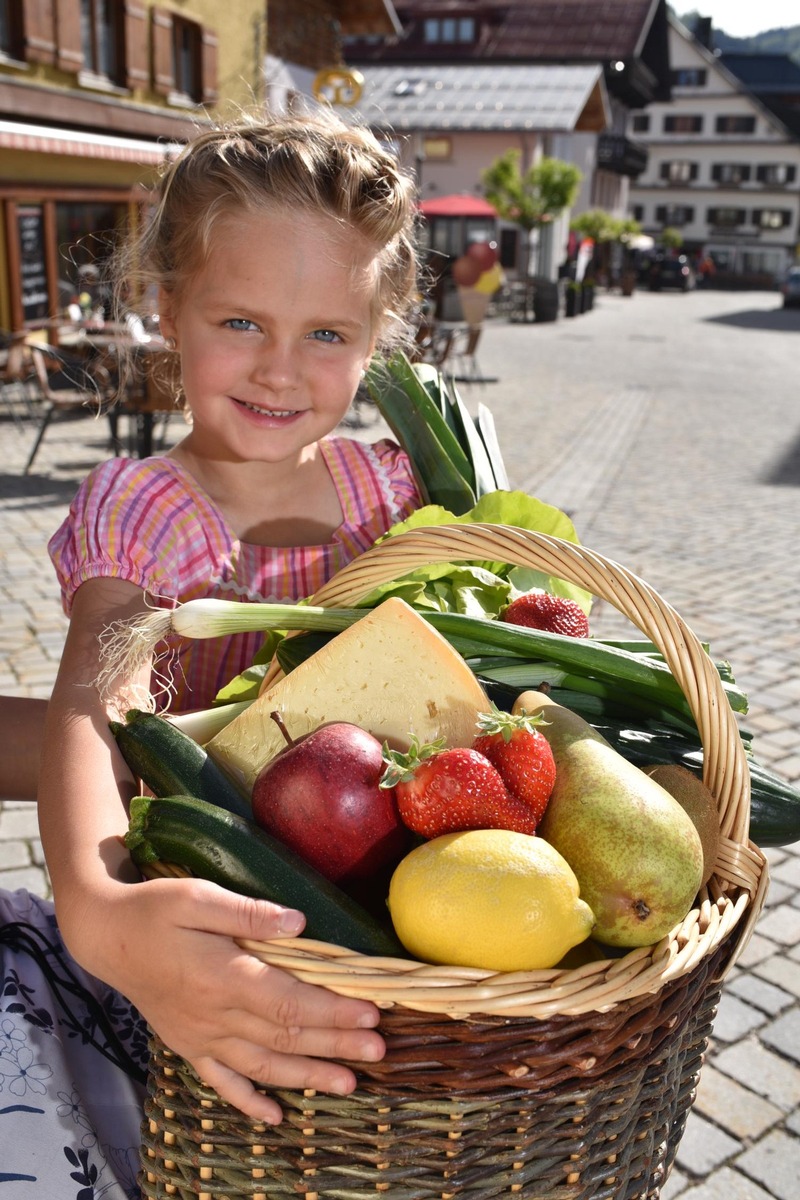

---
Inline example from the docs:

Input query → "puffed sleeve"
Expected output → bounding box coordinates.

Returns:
[48,458,214,616]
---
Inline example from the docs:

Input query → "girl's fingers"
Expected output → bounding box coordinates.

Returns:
[189,1056,287,1124]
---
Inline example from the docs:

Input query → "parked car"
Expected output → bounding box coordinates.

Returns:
[648,255,695,292]
[780,266,800,309]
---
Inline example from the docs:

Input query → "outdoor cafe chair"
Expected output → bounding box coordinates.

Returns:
[0,332,40,429]
[23,344,114,474]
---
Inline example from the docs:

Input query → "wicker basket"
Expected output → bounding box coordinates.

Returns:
[140,524,768,1200]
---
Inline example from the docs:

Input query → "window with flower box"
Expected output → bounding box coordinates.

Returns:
[711,163,752,185]
[752,209,792,229]
[655,205,695,226]
[659,160,698,184]
[715,115,756,134]
[663,114,703,133]
[707,206,747,227]
[756,164,797,186]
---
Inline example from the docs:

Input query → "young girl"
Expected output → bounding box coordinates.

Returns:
[1,110,423,1197]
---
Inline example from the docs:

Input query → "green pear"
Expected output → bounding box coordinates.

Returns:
[512,690,704,948]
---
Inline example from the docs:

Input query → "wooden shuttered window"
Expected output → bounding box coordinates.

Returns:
[55,0,83,73]
[151,5,174,95]
[124,0,149,88]
[201,25,218,103]
[22,0,56,64]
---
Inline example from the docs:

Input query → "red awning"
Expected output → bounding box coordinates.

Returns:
[418,195,498,218]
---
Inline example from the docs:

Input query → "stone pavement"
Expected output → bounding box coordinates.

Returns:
[1,286,799,1197]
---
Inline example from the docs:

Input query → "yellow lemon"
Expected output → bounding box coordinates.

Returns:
[387,829,595,972]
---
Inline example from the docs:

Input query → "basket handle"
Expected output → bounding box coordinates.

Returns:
[308,523,751,851]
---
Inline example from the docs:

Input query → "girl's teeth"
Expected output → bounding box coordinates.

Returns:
[240,400,296,416]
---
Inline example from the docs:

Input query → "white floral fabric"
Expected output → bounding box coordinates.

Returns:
[0,890,147,1198]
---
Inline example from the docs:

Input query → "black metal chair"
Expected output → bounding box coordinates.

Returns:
[23,345,113,474]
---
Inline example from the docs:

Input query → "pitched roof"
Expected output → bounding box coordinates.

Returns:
[344,1,671,104]
[350,62,609,132]
[719,53,800,93]
[347,0,663,61]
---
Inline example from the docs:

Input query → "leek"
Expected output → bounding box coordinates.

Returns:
[365,352,510,513]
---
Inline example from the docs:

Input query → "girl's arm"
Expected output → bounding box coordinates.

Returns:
[37,575,385,1122]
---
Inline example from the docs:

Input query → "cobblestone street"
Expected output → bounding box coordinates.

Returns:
[1,285,799,1197]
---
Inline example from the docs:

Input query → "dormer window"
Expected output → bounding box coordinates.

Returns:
[423,17,476,44]
[394,78,427,97]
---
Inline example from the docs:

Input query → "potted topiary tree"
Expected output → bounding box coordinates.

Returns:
[482,150,582,321]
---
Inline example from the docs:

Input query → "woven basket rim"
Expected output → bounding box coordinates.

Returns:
[246,522,767,1017]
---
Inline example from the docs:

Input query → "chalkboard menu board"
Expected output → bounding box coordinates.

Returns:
[18,205,49,323]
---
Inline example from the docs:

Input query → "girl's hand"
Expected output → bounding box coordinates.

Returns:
[77,875,385,1122]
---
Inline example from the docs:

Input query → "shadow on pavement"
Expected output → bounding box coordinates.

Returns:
[765,432,800,486]
[704,306,800,332]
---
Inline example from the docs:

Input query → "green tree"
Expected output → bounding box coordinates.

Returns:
[661,226,685,251]
[482,150,582,284]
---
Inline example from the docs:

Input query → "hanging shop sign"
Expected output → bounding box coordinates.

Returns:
[312,67,364,106]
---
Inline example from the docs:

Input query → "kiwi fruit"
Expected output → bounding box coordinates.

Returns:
[643,763,721,886]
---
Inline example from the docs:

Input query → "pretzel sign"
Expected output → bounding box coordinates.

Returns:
[312,67,364,106]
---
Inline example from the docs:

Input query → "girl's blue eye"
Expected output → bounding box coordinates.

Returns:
[227,318,258,331]
[310,329,341,343]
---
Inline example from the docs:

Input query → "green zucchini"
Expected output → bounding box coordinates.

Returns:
[125,793,405,957]
[110,709,253,820]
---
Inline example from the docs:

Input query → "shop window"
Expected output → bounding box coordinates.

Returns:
[80,0,123,83]
[56,201,127,313]
[671,68,707,87]
[0,0,23,59]
[715,115,756,134]
[631,113,650,133]
[423,17,476,44]
[711,163,751,184]
[752,209,792,229]
[631,204,645,222]
[756,164,796,185]
[659,160,698,184]
[663,114,703,133]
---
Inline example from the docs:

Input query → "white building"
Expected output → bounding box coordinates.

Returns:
[628,16,800,282]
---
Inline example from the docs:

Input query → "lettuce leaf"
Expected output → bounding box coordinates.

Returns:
[359,490,592,615]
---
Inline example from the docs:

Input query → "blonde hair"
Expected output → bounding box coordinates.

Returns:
[117,109,419,351]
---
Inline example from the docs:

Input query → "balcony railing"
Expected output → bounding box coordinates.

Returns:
[597,134,649,178]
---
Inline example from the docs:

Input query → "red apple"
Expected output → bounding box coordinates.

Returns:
[251,716,408,884]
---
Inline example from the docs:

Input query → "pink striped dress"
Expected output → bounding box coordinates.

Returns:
[48,437,422,711]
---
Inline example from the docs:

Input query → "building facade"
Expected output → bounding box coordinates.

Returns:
[344,0,671,280]
[1,0,400,332]
[627,16,800,283]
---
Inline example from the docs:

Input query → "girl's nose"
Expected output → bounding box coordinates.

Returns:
[250,341,298,390]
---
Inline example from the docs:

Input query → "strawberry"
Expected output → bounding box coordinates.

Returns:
[502,592,590,638]
[473,705,556,827]
[381,737,538,838]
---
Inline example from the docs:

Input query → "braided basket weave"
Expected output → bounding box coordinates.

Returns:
[140,524,768,1200]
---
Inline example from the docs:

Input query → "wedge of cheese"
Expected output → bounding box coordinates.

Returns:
[206,597,489,795]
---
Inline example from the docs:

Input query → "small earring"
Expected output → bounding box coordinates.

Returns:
[164,336,177,351]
